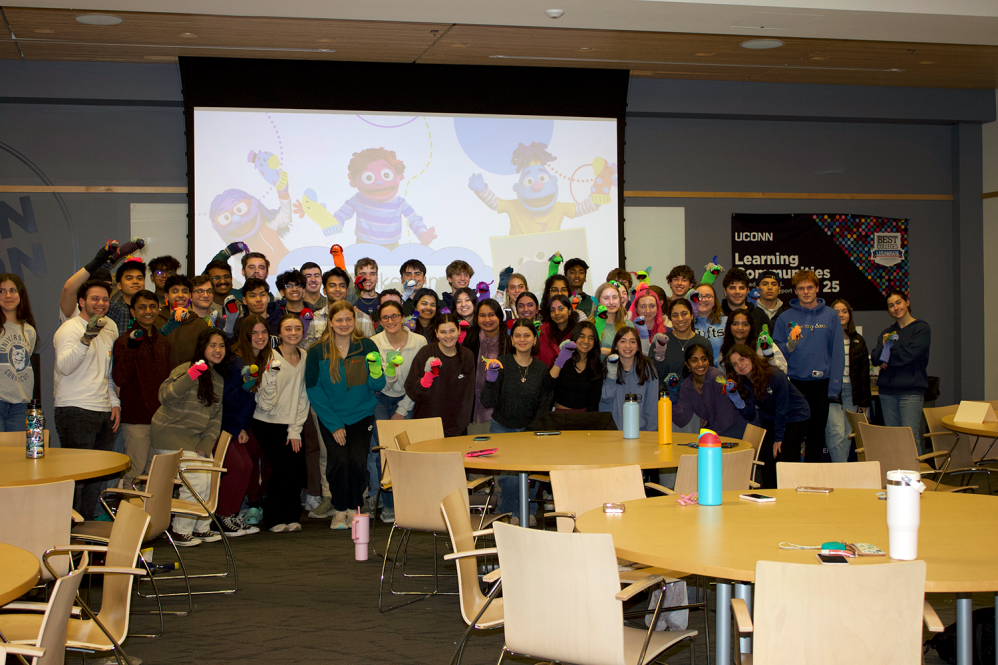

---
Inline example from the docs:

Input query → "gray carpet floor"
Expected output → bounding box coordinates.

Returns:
[76,513,980,665]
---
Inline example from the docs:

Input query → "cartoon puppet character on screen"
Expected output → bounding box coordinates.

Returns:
[468,142,613,236]
[209,150,294,264]
[323,147,437,250]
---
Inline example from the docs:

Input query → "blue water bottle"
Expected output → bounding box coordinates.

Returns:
[697,428,722,505]
[623,394,640,439]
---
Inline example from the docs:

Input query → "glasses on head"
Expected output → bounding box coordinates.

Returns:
[192,289,213,296]
[381,313,400,322]
[154,270,176,277]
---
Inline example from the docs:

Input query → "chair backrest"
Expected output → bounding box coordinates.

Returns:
[752,559,926,665]
[549,465,646,534]
[844,410,869,451]
[385,449,468,533]
[98,500,151,642]
[375,417,445,489]
[856,422,918,488]
[923,404,976,468]
[776,461,882,490]
[35,552,89,665]
[493,521,626,665]
[0,479,74,580]
[0,429,49,452]
[141,450,183,541]
[741,423,767,484]
[188,432,231,514]
[674,448,756,495]
[440,488,490,627]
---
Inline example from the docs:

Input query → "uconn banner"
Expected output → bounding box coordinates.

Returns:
[731,213,908,311]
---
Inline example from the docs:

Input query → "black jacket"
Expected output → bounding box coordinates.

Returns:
[843,330,871,407]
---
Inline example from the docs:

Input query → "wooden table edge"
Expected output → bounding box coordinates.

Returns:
[0,450,131,486]
[0,548,40,606]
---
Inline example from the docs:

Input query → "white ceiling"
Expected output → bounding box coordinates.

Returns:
[6,0,998,46]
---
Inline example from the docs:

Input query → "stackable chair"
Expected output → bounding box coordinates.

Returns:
[844,410,868,460]
[776,461,882,490]
[731,560,942,664]
[0,429,49,452]
[0,501,151,665]
[0,480,75,584]
[856,422,976,492]
[666,448,757,495]
[923,404,997,493]
[741,423,767,486]
[492,521,697,665]
[379,449,505,613]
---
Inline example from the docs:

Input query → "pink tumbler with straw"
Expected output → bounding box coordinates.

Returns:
[351,509,370,561]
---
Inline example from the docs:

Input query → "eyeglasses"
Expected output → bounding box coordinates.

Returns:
[380,314,400,322]
[209,275,230,283]
[154,270,176,277]
[192,289,213,296]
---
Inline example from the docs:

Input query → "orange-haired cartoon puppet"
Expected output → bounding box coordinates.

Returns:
[327,147,436,249]
[468,142,612,236]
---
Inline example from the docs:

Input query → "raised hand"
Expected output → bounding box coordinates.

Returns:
[222,296,240,336]
[354,274,366,295]
[476,281,492,301]
[724,379,745,409]
[786,320,803,352]
[241,364,260,391]
[701,255,724,286]
[879,331,900,364]
[300,306,313,334]
[104,238,146,268]
[266,358,282,373]
[85,239,119,274]
[385,351,404,378]
[606,353,619,381]
[187,360,208,381]
[366,351,384,379]
[757,324,775,358]
[687,291,700,319]
[554,340,577,368]
[80,315,107,346]
[458,319,470,344]
[652,332,668,362]
[748,287,761,306]
[418,227,437,246]
[329,244,346,271]
[225,241,250,258]
[548,252,563,277]
[402,279,417,301]
[596,305,609,320]
[633,315,649,340]
[497,266,514,292]
[420,357,442,388]
[468,173,486,193]
[126,328,143,349]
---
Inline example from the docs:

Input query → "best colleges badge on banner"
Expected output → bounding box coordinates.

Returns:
[730,213,908,311]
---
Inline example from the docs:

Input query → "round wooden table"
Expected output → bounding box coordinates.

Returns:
[0,448,130,487]
[0,544,40,606]
[942,414,998,462]
[576,488,998,665]
[407,430,750,526]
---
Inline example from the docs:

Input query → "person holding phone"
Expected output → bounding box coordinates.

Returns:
[406,313,477,436]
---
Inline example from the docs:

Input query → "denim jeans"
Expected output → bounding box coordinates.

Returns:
[0,400,26,432]
[491,421,537,517]
[880,392,924,454]
[369,393,411,510]
[825,383,860,463]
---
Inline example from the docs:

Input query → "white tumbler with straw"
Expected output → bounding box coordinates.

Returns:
[885,469,925,560]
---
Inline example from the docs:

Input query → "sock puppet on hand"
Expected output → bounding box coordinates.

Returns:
[419,357,442,388]
[879,331,900,364]
[701,256,724,286]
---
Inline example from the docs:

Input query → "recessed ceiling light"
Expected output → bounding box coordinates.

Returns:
[179,32,198,38]
[75,14,122,26]
[34,28,55,34]
[740,39,784,50]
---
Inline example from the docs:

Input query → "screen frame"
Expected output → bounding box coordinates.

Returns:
[179,57,628,274]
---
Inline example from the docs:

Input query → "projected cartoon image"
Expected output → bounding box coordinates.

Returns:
[468,142,614,236]
[194,110,618,293]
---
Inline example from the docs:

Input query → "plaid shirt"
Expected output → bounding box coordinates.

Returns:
[107,292,132,333]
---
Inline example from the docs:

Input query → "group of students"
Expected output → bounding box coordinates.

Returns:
[10,237,931,543]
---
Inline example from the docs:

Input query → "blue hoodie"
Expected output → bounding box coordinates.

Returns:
[772,298,845,399]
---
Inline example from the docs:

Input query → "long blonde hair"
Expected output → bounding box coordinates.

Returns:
[594,282,627,334]
[319,301,364,383]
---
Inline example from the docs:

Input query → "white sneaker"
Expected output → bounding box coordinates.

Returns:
[269,523,289,533]
[345,508,358,522]
[288,522,302,532]
[380,506,395,523]
[330,510,349,530]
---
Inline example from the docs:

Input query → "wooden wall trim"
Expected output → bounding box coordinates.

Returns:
[623,191,952,201]
[0,186,188,194]
[984,191,998,200]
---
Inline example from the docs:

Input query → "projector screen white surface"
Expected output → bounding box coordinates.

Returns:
[193,109,619,295]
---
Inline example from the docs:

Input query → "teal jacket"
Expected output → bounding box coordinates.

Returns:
[304,337,385,432]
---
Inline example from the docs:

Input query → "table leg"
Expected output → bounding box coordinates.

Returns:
[734,583,753,655]
[715,580,732,665]
[994,593,997,665]
[518,471,529,528]
[956,594,972,665]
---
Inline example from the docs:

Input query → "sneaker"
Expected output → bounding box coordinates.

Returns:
[308,497,335,519]
[218,515,249,538]
[288,522,302,532]
[380,506,395,524]
[303,494,321,512]
[510,515,538,527]
[193,529,221,543]
[170,530,201,547]
[269,523,289,533]
[233,515,260,535]
[243,506,263,525]
[330,510,349,530]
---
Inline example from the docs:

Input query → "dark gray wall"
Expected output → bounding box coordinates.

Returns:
[0,62,992,443]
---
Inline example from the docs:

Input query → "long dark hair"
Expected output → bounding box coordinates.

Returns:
[462,299,512,357]
[724,343,773,402]
[232,313,272,390]
[0,273,36,334]
[681,343,713,379]
[411,287,439,336]
[885,289,911,314]
[570,320,603,377]
[829,298,856,334]
[608,327,656,386]
[541,294,579,333]
[451,287,478,322]
[720,308,756,362]
[191,328,225,407]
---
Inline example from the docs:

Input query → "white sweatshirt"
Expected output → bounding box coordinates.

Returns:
[253,348,310,438]
[369,329,426,416]
[53,315,120,411]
